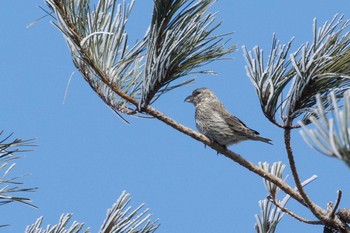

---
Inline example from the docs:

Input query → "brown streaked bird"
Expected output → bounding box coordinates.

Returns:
[184,88,272,147]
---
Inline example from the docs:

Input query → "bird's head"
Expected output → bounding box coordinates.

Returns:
[184,88,218,105]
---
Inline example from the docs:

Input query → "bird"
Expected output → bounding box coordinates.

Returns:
[184,88,272,147]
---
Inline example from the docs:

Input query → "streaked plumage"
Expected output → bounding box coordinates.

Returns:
[184,88,272,146]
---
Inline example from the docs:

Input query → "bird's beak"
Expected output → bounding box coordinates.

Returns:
[184,95,194,103]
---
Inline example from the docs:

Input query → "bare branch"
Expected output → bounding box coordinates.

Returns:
[284,125,327,219]
[327,190,343,220]
[268,197,322,225]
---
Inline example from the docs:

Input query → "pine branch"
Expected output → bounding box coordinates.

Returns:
[26,214,88,233]
[26,192,158,233]
[259,161,286,199]
[46,0,147,122]
[46,0,234,122]
[0,132,37,209]
[256,162,320,233]
[255,199,283,233]
[244,14,350,128]
[100,191,159,233]
[139,0,235,108]
[300,90,350,167]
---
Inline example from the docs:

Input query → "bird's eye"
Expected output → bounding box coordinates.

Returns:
[193,91,201,96]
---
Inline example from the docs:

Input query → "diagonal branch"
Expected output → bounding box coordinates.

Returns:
[268,197,322,225]
[145,104,308,206]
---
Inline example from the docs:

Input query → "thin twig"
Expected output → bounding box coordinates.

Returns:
[330,190,343,219]
[284,125,326,217]
[268,196,322,225]
[280,175,318,209]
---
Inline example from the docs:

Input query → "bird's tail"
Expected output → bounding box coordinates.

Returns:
[252,135,273,145]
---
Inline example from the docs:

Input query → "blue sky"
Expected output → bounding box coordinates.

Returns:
[1,0,350,232]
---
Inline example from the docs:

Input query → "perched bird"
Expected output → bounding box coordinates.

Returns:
[184,88,272,147]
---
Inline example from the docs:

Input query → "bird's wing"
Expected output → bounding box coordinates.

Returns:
[214,103,260,136]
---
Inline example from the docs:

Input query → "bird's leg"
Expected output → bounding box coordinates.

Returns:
[203,139,227,155]
[214,141,227,155]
